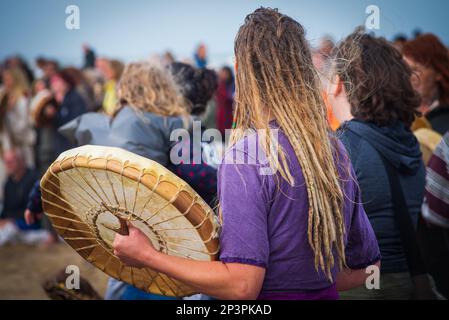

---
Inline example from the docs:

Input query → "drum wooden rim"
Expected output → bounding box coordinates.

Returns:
[40,146,219,297]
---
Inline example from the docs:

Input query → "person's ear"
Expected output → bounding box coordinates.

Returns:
[234,59,238,74]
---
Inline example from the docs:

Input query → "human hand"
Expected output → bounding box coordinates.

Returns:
[112,222,158,268]
[24,209,42,225]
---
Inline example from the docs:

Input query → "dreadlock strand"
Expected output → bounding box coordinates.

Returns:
[231,7,346,280]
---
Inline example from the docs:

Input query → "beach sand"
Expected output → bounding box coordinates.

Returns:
[0,242,108,299]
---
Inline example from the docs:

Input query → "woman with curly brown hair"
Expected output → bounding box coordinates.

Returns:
[112,8,380,300]
[328,31,426,299]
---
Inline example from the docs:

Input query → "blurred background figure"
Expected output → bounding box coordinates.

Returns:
[215,66,234,137]
[29,89,58,175]
[312,35,335,74]
[31,78,48,95]
[97,58,124,115]
[63,67,96,112]
[0,66,35,168]
[0,149,47,246]
[4,56,35,85]
[169,62,219,207]
[49,69,88,155]
[82,44,97,70]
[194,43,208,68]
[162,51,175,66]
[422,132,449,229]
[403,34,449,135]
[402,34,449,300]
[418,130,449,300]
[35,58,59,88]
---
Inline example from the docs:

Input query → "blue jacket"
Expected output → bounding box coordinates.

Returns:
[338,119,425,274]
[54,89,88,155]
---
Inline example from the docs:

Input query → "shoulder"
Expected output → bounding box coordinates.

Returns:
[220,132,267,168]
[218,132,277,198]
[337,122,362,150]
[116,107,185,130]
[336,122,372,167]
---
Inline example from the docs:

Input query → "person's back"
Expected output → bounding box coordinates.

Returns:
[338,120,425,273]
[219,127,380,298]
[61,106,185,167]
[328,31,424,299]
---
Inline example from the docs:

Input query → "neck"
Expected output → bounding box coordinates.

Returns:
[334,99,353,124]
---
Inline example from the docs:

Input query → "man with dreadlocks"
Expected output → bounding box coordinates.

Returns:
[112,7,380,300]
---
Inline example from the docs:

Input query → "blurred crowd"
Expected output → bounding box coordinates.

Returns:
[0,43,235,246]
[0,28,448,300]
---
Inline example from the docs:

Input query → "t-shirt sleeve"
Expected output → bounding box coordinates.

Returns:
[345,184,381,269]
[218,151,270,269]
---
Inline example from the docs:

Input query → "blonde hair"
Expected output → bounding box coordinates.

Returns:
[0,67,30,131]
[117,62,188,117]
[231,8,345,279]
[3,67,29,99]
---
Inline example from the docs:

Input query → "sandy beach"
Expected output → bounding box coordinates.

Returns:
[0,242,108,299]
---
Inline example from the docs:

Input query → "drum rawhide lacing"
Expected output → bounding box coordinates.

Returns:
[40,145,220,297]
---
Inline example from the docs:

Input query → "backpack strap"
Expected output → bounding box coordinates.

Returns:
[377,154,427,276]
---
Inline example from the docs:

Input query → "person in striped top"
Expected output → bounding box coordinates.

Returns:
[423,132,449,228]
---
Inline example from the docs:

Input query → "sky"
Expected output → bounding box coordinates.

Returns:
[1,0,449,68]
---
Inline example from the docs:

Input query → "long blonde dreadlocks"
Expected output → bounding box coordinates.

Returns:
[230,7,346,279]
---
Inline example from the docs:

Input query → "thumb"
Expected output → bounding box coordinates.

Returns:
[113,232,124,245]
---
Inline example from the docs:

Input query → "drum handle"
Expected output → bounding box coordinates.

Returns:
[116,217,129,236]
[100,216,129,236]
[99,202,129,236]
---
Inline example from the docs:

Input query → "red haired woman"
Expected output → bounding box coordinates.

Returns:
[403,34,449,135]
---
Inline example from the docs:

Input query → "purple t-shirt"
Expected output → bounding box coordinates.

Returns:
[218,130,380,299]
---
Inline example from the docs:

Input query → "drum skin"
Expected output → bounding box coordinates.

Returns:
[41,145,220,297]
